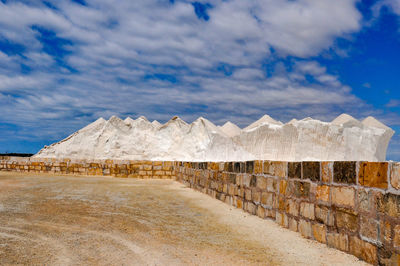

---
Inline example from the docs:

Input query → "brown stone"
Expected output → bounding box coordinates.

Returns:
[276,212,288,228]
[379,193,400,218]
[333,161,356,184]
[321,162,332,183]
[264,161,287,178]
[360,216,378,241]
[331,186,355,207]
[245,201,256,215]
[302,162,320,182]
[357,189,370,213]
[261,192,274,208]
[288,162,301,179]
[379,220,392,244]
[266,178,276,192]
[336,208,358,233]
[359,162,388,189]
[286,199,299,216]
[293,181,310,199]
[312,223,326,244]
[391,163,400,190]
[237,198,243,209]
[252,190,261,204]
[254,160,263,174]
[315,205,334,226]
[300,202,315,220]
[257,205,265,218]
[394,225,400,248]
[327,233,348,252]
[349,236,377,265]
[316,185,329,202]
[279,180,288,195]
[299,219,313,239]
[289,218,298,232]
[246,161,254,174]
[256,176,268,190]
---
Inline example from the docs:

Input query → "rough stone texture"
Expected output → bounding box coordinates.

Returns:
[394,225,400,248]
[391,163,400,189]
[359,162,388,189]
[360,216,378,241]
[321,162,332,183]
[327,233,348,252]
[357,190,370,213]
[288,162,301,179]
[256,176,268,190]
[288,218,298,232]
[302,162,320,182]
[336,208,358,233]
[261,192,274,208]
[264,161,287,178]
[331,186,355,207]
[315,205,334,226]
[299,219,313,239]
[286,199,299,216]
[300,202,315,220]
[312,223,326,244]
[333,161,356,184]
[349,236,377,264]
[293,181,310,199]
[316,185,329,203]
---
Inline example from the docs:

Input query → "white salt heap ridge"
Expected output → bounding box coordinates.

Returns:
[35,113,395,162]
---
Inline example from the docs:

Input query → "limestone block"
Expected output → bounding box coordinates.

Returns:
[288,218,298,232]
[394,225,400,249]
[349,236,377,265]
[256,176,268,190]
[316,185,329,203]
[312,223,327,244]
[327,233,348,252]
[391,163,400,190]
[261,192,274,208]
[331,186,355,207]
[257,205,265,218]
[276,212,288,228]
[336,208,358,233]
[302,162,320,182]
[333,161,356,184]
[288,162,301,179]
[300,202,315,220]
[359,162,388,189]
[286,199,299,216]
[321,162,332,183]
[360,216,378,241]
[299,219,313,239]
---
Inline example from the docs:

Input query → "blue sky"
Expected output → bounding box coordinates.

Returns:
[0,0,399,160]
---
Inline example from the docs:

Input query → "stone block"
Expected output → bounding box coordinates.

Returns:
[237,198,243,209]
[245,189,252,201]
[266,178,276,192]
[357,189,370,213]
[289,218,298,232]
[302,162,320,182]
[246,161,254,174]
[286,199,299,216]
[299,219,313,239]
[315,205,334,226]
[257,205,265,218]
[333,161,356,184]
[321,162,332,183]
[391,163,400,190]
[377,193,400,218]
[276,212,288,228]
[327,233,348,252]
[316,185,329,203]
[261,192,274,208]
[379,220,392,245]
[394,225,400,248]
[293,181,310,199]
[331,186,355,207]
[252,190,261,204]
[360,216,378,241]
[263,161,287,178]
[349,236,377,265]
[300,202,315,220]
[312,223,327,244]
[336,208,358,233]
[256,176,268,190]
[359,162,388,189]
[288,162,301,179]
[279,180,288,195]
[254,160,263,174]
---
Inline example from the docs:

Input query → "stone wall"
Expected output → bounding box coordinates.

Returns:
[1,156,400,265]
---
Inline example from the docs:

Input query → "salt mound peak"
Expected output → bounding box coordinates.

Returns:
[331,113,359,125]
[244,114,282,131]
[219,121,242,137]
[161,116,188,129]
[124,117,135,124]
[191,117,222,134]
[288,118,298,124]
[152,120,162,128]
[362,116,391,130]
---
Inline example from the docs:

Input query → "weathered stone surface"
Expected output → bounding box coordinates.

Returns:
[279,180,288,195]
[293,181,310,199]
[252,190,261,204]
[246,161,254,174]
[312,223,326,244]
[276,212,288,228]
[327,233,348,252]
[245,188,252,201]
[357,189,370,213]
[315,205,334,226]
[391,163,400,189]
[264,161,287,178]
[394,225,400,248]
[360,216,378,241]
[288,162,301,179]
[380,220,392,244]
[359,162,388,189]
[245,201,256,215]
[289,218,298,232]
[261,192,274,207]
[331,186,355,207]
[286,199,299,216]
[299,219,313,239]
[302,162,320,182]
[316,185,329,203]
[257,205,265,218]
[256,176,268,190]
[266,178,276,192]
[321,162,332,183]
[300,202,315,220]
[254,160,263,174]
[333,161,356,184]
[336,208,358,233]
[349,236,377,265]
[377,193,400,218]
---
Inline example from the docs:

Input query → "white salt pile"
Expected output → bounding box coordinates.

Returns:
[34,114,394,162]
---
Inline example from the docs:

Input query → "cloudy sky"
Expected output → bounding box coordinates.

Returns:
[0,0,399,160]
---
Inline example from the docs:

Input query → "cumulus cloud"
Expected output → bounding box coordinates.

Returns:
[0,0,391,155]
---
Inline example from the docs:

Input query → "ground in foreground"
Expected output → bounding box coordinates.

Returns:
[0,172,368,265]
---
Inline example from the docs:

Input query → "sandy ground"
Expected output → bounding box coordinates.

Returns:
[0,172,368,266]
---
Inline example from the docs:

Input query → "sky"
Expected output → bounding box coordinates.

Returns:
[0,0,399,160]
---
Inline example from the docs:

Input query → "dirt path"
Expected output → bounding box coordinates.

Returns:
[0,172,368,265]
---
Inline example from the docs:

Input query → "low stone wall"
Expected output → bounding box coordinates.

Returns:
[0,156,174,179]
[1,156,400,265]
